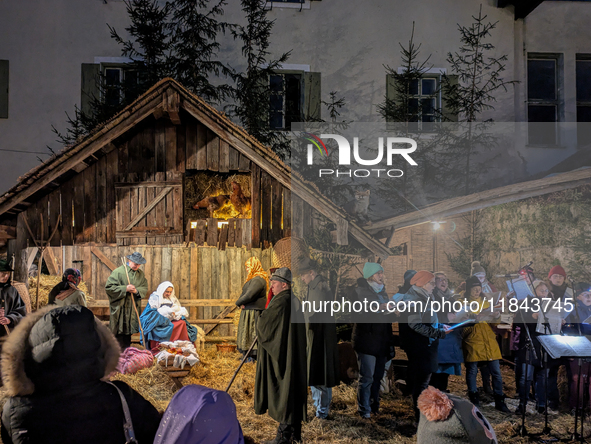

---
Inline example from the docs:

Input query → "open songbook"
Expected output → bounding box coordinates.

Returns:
[506,278,533,300]
[535,300,573,334]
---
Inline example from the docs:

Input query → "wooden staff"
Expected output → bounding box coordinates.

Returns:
[120,258,146,347]
[226,336,257,392]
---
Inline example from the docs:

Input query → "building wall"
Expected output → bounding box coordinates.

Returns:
[1,1,591,194]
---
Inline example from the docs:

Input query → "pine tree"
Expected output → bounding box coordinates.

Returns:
[377,23,434,124]
[53,0,234,147]
[168,0,234,103]
[376,24,440,213]
[438,5,516,195]
[230,0,290,157]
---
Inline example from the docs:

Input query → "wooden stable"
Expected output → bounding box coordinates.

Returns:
[0,78,391,340]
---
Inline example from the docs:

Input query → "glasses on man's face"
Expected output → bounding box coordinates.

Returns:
[436,278,448,283]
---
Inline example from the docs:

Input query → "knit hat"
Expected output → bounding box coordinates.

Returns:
[548,265,566,279]
[0,259,13,272]
[575,282,591,297]
[464,275,482,297]
[404,269,417,283]
[470,261,486,276]
[417,386,497,444]
[363,263,384,280]
[410,270,435,288]
[532,279,547,292]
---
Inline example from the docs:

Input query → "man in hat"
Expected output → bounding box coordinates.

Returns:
[351,262,394,419]
[0,259,26,338]
[105,252,148,349]
[298,259,339,420]
[255,267,307,444]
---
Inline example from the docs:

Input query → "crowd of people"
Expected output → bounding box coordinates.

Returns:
[0,249,590,443]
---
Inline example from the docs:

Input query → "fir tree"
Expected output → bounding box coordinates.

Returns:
[230,0,290,157]
[375,24,440,213]
[438,5,517,195]
[168,0,234,103]
[53,0,234,147]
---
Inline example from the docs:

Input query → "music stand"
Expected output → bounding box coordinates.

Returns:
[538,335,591,443]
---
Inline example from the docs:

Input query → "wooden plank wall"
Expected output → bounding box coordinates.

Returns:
[18,112,293,251]
[47,244,273,337]
[250,166,292,247]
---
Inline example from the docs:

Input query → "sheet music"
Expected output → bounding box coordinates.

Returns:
[483,291,502,306]
[507,278,532,300]
[537,335,591,360]
[536,302,572,334]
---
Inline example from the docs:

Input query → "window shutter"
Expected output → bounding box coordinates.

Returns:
[304,72,321,121]
[0,60,8,119]
[81,63,100,117]
[384,74,403,122]
[441,74,458,122]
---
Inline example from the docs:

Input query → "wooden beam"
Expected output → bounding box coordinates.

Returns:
[0,93,163,216]
[369,167,591,233]
[204,304,236,335]
[204,336,236,343]
[26,247,38,272]
[115,181,181,188]
[124,187,173,231]
[91,246,117,271]
[115,230,182,239]
[71,161,89,173]
[336,217,348,245]
[45,247,59,275]
[87,298,236,308]
[163,88,181,125]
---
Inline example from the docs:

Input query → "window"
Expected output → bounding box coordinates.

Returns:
[264,0,311,10]
[385,69,456,124]
[269,70,320,130]
[0,60,8,119]
[102,65,139,107]
[527,53,562,146]
[270,73,302,130]
[408,77,439,123]
[576,55,591,146]
[81,58,139,116]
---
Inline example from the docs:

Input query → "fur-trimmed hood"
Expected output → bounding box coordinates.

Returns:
[1,305,120,396]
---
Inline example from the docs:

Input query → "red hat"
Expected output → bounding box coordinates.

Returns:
[548,265,566,279]
[411,270,435,288]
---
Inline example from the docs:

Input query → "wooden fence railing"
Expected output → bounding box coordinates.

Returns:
[33,244,273,339]
[186,218,252,249]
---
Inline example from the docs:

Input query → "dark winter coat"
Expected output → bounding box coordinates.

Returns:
[433,287,464,365]
[235,276,267,352]
[105,265,148,336]
[255,289,307,425]
[0,282,26,338]
[235,276,267,310]
[0,305,161,444]
[304,275,340,388]
[402,285,445,373]
[515,298,543,367]
[351,278,394,358]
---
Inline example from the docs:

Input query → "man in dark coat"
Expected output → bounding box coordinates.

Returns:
[1,305,161,444]
[0,259,26,338]
[403,270,448,421]
[298,259,339,419]
[105,252,148,350]
[351,262,394,419]
[255,268,307,444]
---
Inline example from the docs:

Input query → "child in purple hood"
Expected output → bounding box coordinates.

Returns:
[155,385,245,444]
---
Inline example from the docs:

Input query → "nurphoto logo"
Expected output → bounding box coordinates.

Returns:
[304,134,418,178]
